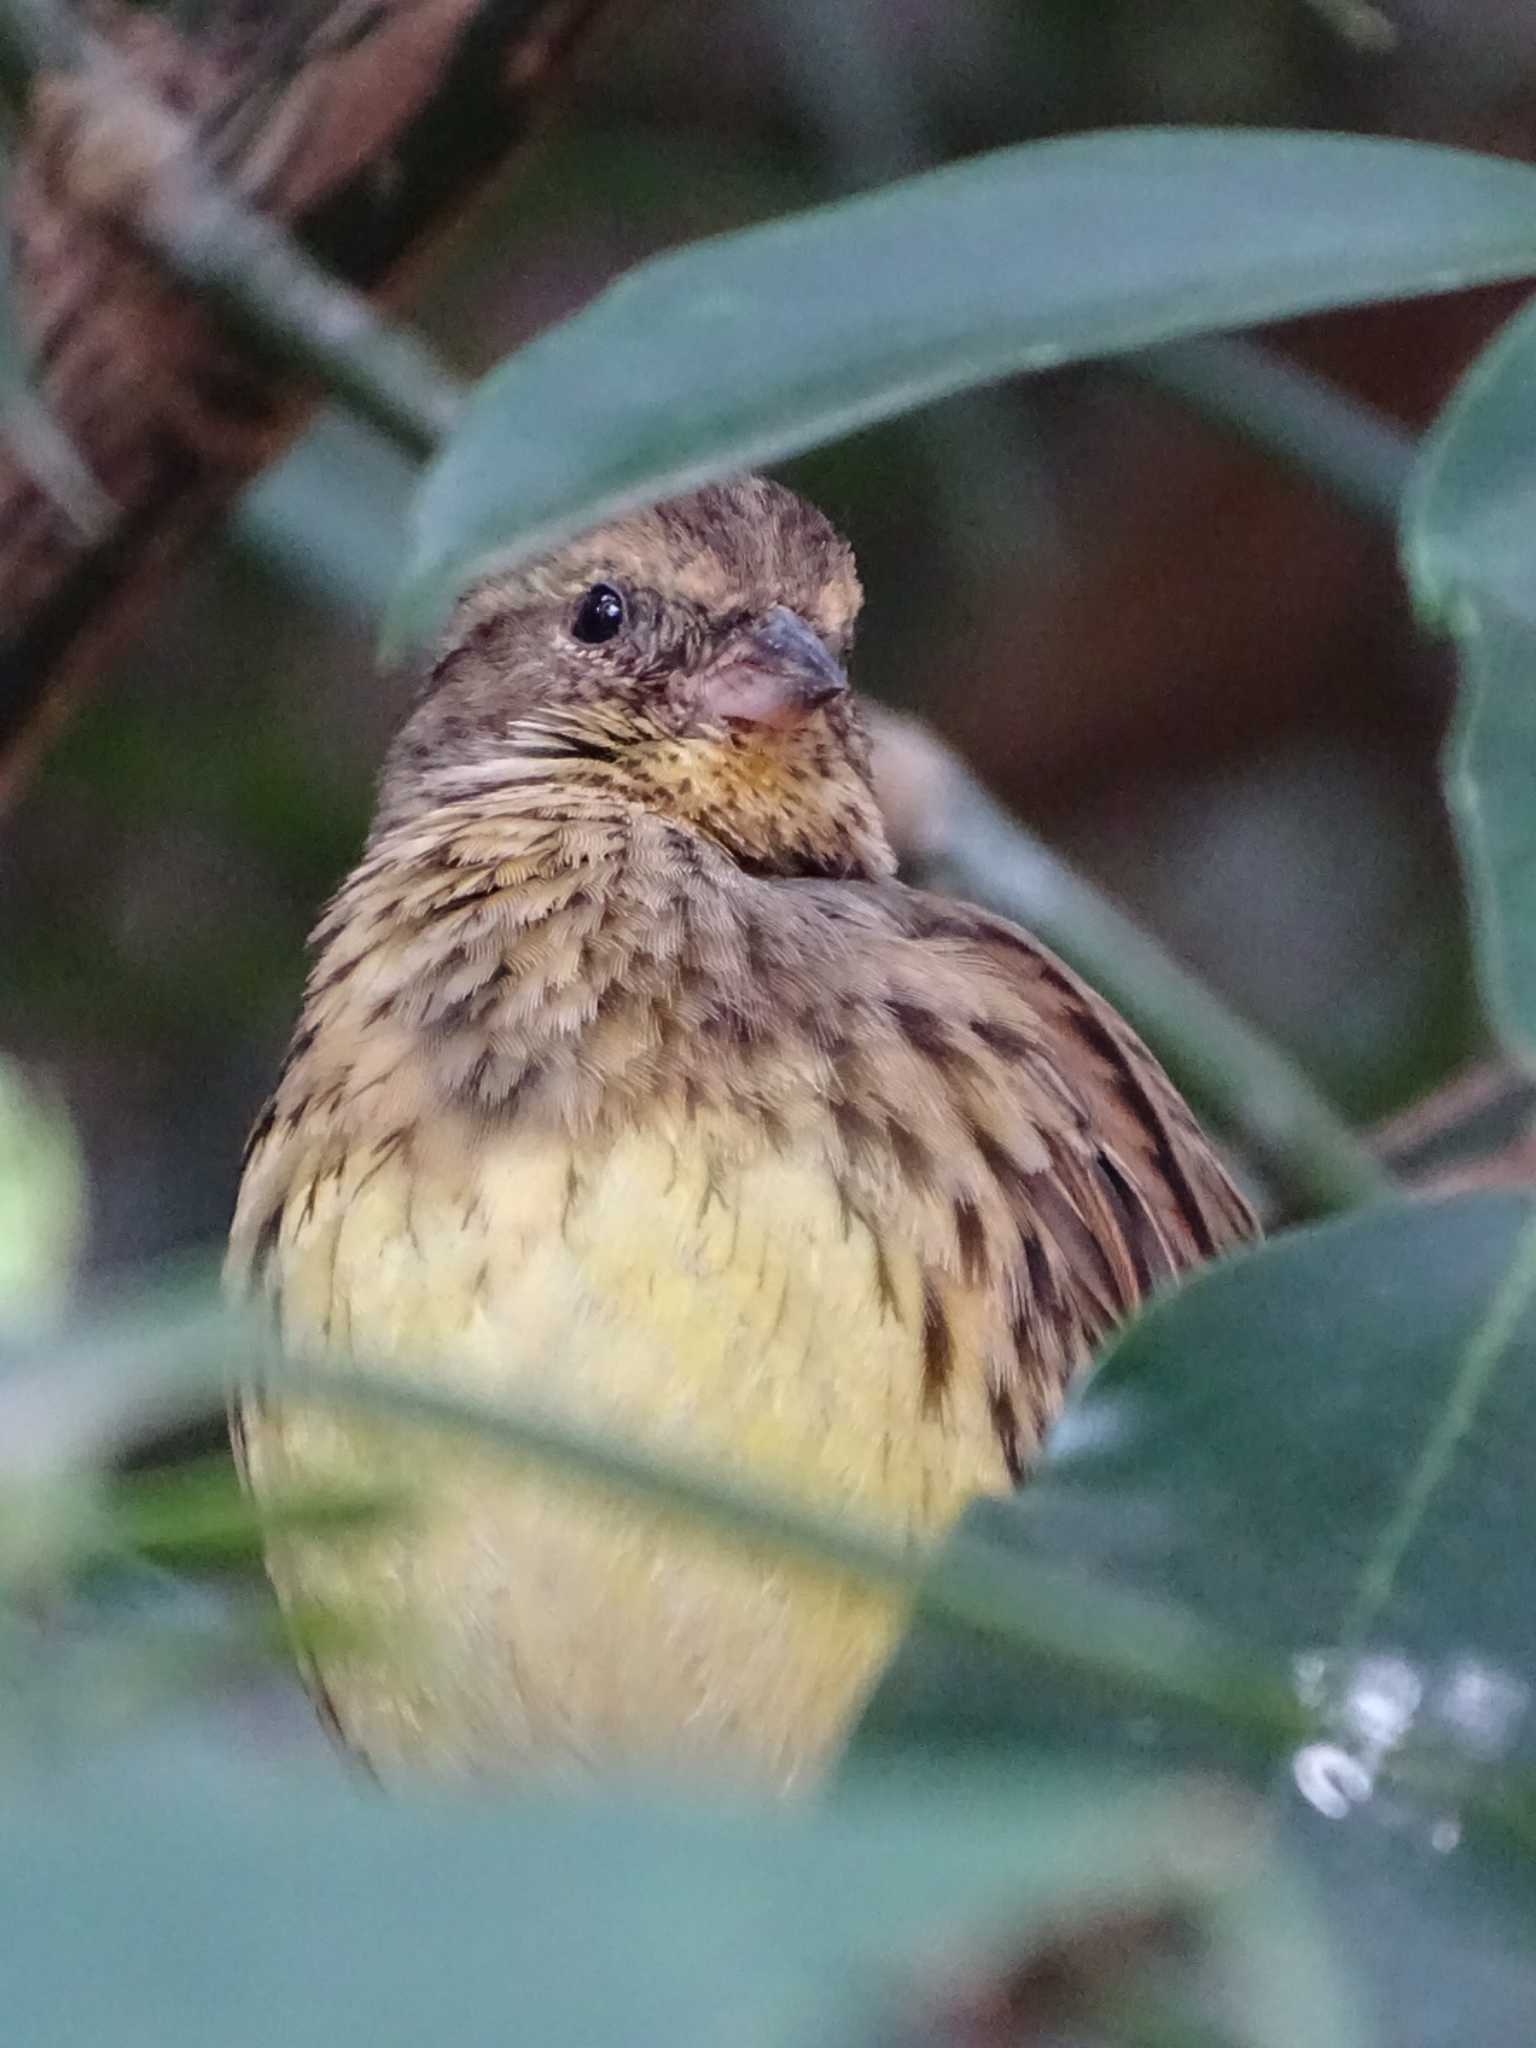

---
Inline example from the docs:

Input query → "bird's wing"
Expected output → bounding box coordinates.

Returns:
[886,884,1256,1262]
[777,878,1257,1472]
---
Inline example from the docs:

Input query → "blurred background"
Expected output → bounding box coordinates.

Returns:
[4,0,1529,1282]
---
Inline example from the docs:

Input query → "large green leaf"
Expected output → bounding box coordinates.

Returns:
[1403,295,1536,1069]
[852,1194,1536,2044]
[0,1761,1359,2048]
[389,128,1536,652]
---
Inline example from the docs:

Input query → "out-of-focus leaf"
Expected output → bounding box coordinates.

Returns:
[235,409,412,620]
[0,1764,1360,2048]
[0,1563,354,1759]
[0,1271,235,1481]
[852,1194,1536,2044]
[0,1055,83,1336]
[389,128,1536,652]
[1403,294,1536,1072]
[104,1457,408,1567]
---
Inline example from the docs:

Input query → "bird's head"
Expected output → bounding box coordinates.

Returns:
[376,477,896,880]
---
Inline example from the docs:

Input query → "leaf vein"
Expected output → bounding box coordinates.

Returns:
[1343,1206,1536,1640]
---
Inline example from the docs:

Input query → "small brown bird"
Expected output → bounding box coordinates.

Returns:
[229,477,1254,1788]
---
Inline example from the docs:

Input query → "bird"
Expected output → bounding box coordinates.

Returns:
[227,475,1256,1789]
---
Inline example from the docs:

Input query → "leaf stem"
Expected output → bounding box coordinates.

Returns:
[1344,1206,1536,1641]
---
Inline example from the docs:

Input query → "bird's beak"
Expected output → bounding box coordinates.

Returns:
[701,606,848,729]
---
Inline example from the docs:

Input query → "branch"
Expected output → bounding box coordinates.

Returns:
[1371,1058,1536,1192]
[868,707,1394,1218]
[0,0,619,798]
[0,0,462,455]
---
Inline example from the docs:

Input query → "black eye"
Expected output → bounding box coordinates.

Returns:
[570,583,627,645]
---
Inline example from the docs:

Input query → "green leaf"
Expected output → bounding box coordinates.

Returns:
[1402,294,1536,1069]
[0,1763,1359,2048]
[852,1194,1536,2044]
[389,128,1536,653]
[102,1455,407,1569]
[235,409,411,619]
[0,1055,82,1337]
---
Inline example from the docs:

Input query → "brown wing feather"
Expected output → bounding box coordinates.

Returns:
[868,884,1255,1262]
[784,877,1258,1465]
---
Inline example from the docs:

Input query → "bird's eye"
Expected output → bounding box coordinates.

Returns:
[570,583,627,645]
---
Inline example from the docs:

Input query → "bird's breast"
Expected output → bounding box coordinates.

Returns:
[241,1121,1010,1786]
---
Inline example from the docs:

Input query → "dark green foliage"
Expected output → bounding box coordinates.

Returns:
[392,129,1536,654]
[854,1198,1536,2040]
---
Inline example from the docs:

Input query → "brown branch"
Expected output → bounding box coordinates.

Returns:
[1371,1058,1536,1193]
[0,0,621,800]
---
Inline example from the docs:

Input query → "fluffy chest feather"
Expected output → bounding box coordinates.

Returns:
[240,1120,1007,1785]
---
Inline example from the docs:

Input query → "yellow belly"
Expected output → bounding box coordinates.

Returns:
[241,1128,1009,1788]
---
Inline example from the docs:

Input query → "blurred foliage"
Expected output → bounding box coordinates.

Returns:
[2,1762,1358,2048]
[10,4,1536,2045]
[391,131,1536,656]
[1405,291,1536,1077]
[857,1196,1536,2041]
[0,1054,81,1333]
[10,1192,1536,2036]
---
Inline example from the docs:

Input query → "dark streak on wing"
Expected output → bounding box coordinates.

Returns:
[829,879,1257,1471]
[920,1279,954,1411]
[1050,980,1224,1261]
[877,884,1256,1274]
[987,1382,1025,1482]
[240,1099,277,1172]
[953,1194,988,1284]
[251,1200,284,1283]
[1092,1148,1174,1295]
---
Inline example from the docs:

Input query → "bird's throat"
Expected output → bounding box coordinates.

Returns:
[295,790,765,1146]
